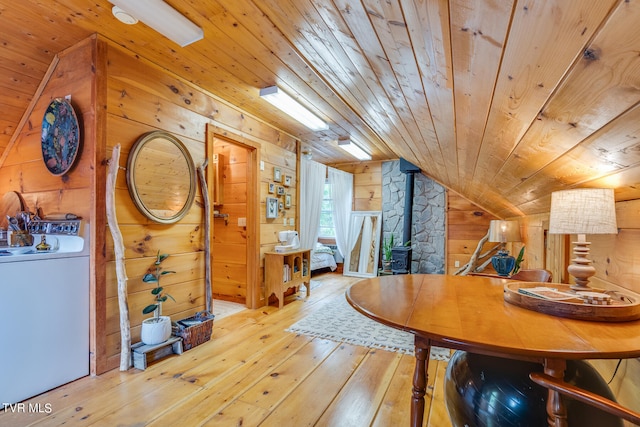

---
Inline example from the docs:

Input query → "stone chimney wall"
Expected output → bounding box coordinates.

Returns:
[382,160,445,274]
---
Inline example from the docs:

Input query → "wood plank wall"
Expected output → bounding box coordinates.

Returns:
[447,192,501,274]
[0,35,299,374]
[333,161,383,211]
[103,39,298,371]
[0,37,95,223]
[0,36,102,370]
[258,139,298,306]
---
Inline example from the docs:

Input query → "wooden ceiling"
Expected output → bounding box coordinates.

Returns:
[1,0,640,218]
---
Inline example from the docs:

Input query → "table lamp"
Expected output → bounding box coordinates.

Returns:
[488,220,522,276]
[548,188,618,291]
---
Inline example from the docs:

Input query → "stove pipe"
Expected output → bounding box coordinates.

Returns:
[399,158,420,246]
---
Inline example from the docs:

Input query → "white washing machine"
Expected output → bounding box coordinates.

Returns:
[0,220,89,405]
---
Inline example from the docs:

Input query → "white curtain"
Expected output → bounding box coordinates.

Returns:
[328,167,353,258]
[347,214,365,271]
[347,215,365,254]
[300,158,326,251]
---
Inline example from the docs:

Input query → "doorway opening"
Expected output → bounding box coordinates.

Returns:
[207,127,259,308]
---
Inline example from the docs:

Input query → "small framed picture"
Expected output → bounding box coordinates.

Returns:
[266,197,278,219]
[268,182,275,194]
[278,202,284,211]
[285,193,291,208]
[273,167,282,182]
[284,175,292,187]
[277,186,285,195]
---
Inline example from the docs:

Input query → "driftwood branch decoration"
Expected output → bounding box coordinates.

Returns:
[106,144,131,370]
[455,229,500,276]
[197,160,213,314]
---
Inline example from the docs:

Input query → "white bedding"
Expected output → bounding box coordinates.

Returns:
[311,251,337,271]
[311,243,338,271]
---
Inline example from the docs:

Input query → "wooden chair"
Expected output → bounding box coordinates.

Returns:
[468,269,553,282]
[530,372,640,425]
[510,269,552,282]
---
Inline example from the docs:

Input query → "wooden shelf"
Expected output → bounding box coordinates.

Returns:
[265,249,311,309]
[131,337,183,370]
[504,282,640,322]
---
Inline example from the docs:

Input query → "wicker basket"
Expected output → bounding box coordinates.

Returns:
[173,311,214,351]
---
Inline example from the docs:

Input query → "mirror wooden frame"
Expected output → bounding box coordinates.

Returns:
[343,211,382,278]
[126,131,196,224]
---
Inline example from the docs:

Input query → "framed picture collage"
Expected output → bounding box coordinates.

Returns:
[266,166,292,219]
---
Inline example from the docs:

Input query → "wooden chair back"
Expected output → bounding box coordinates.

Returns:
[510,269,552,283]
[530,372,640,425]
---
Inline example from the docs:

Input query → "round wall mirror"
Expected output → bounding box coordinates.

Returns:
[126,131,196,224]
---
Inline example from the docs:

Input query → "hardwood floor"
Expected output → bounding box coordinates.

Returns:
[0,273,452,427]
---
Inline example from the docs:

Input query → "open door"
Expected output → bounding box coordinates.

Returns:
[206,124,259,308]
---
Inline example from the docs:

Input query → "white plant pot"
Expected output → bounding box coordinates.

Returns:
[140,316,172,345]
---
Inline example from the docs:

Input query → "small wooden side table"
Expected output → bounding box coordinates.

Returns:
[264,248,311,309]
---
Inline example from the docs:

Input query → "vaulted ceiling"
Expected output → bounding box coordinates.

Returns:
[1,0,640,218]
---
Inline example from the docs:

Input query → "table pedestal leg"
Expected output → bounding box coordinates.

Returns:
[544,358,568,427]
[412,336,430,427]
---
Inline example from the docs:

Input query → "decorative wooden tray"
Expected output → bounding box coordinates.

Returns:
[503,282,640,322]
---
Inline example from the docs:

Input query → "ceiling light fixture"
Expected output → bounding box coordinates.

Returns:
[259,86,329,131]
[112,6,138,25]
[337,137,371,161]
[109,0,204,47]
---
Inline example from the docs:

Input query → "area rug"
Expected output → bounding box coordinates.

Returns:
[286,296,450,361]
[213,299,247,320]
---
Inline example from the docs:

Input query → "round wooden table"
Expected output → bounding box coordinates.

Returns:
[346,274,640,427]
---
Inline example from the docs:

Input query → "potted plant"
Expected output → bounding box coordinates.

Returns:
[140,251,176,345]
[511,246,526,275]
[382,235,395,272]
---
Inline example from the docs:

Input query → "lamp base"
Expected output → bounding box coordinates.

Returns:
[492,250,515,277]
[568,240,596,291]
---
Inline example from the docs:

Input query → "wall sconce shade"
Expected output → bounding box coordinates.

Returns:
[548,188,618,290]
[337,137,371,161]
[109,0,204,47]
[259,86,329,131]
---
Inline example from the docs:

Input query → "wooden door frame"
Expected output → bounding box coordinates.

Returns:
[206,124,260,309]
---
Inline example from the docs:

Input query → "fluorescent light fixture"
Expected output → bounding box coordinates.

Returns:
[109,0,204,47]
[337,137,371,161]
[259,86,329,131]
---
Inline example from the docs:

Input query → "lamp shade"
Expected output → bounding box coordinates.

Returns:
[548,189,618,235]
[488,220,521,243]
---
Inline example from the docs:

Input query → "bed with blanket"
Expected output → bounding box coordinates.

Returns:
[311,242,337,272]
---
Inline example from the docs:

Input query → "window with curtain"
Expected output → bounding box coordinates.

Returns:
[318,181,335,238]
